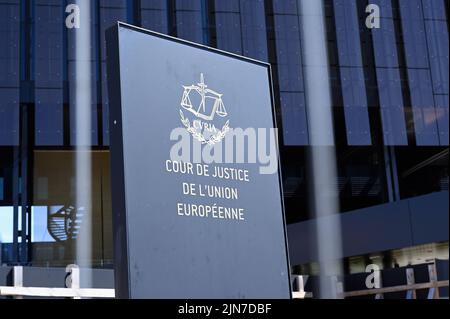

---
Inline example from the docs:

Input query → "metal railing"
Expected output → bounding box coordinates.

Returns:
[2,263,447,299]
[292,275,313,299]
[336,262,449,299]
[0,266,115,299]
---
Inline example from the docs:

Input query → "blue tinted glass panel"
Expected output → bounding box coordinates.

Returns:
[215,12,242,55]
[0,0,20,85]
[0,207,13,243]
[31,206,55,243]
[371,18,399,68]
[35,89,64,145]
[272,0,297,15]
[141,0,168,33]
[141,0,167,8]
[215,0,239,12]
[175,8,203,43]
[333,0,363,67]
[34,1,64,146]
[371,0,394,18]
[67,0,99,146]
[99,0,125,6]
[175,0,201,11]
[434,94,449,145]
[340,67,372,145]
[31,207,55,242]
[376,68,408,145]
[67,0,98,61]
[0,0,19,146]
[273,14,303,92]
[68,61,99,146]
[425,20,449,94]
[35,0,62,4]
[422,0,447,20]
[240,0,268,61]
[407,69,440,145]
[100,2,126,145]
[100,1,127,61]
[280,92,309,145]
[34,2,63,88]
[399,0,429,68]
[0,88,19,145]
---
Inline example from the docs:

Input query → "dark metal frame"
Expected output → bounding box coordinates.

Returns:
[106,21,292,299]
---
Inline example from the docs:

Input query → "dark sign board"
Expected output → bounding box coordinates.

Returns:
[106,22,291,298]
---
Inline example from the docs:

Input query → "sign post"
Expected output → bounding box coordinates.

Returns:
[106,22,291,299]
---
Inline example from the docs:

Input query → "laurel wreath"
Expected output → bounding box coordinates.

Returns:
[180,110,229,145]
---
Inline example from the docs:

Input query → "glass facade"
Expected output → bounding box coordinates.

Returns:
[0,0,448,275]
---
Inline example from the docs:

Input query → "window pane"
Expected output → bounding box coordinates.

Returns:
[175,0,203,44]
[68,60,99,146]
[333,0,372,145]
[216,12,242,54]
[272,0,297,15]
[141,0,168,33]
[407,69,440,145]
[65,1,99,146]
[240,0,268,61]
[100,1,127,60]
[31,206,55,243]
[371,17,398,68]
[434,94,449,145]
[100,1,127,145]
[399,0,429,69]
[425,20,449,94]
[35,89,64,145]
[371,0,394,18]
[0,0,19,87]
[376,68,408,145]
[0,0,20,146]
[0,206,13,243]
[333,0,363,67]
[280,92,309,145]
[421,0,447,20]
[35,1,64,88]
[340,67,372,145]
[0,88,19,146]
[34,1,64,146]
[274,14,303,92]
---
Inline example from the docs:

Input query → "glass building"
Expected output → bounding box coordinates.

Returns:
[0,0,448,294]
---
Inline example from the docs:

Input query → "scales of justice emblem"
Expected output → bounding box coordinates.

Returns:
[180,73,230,145]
